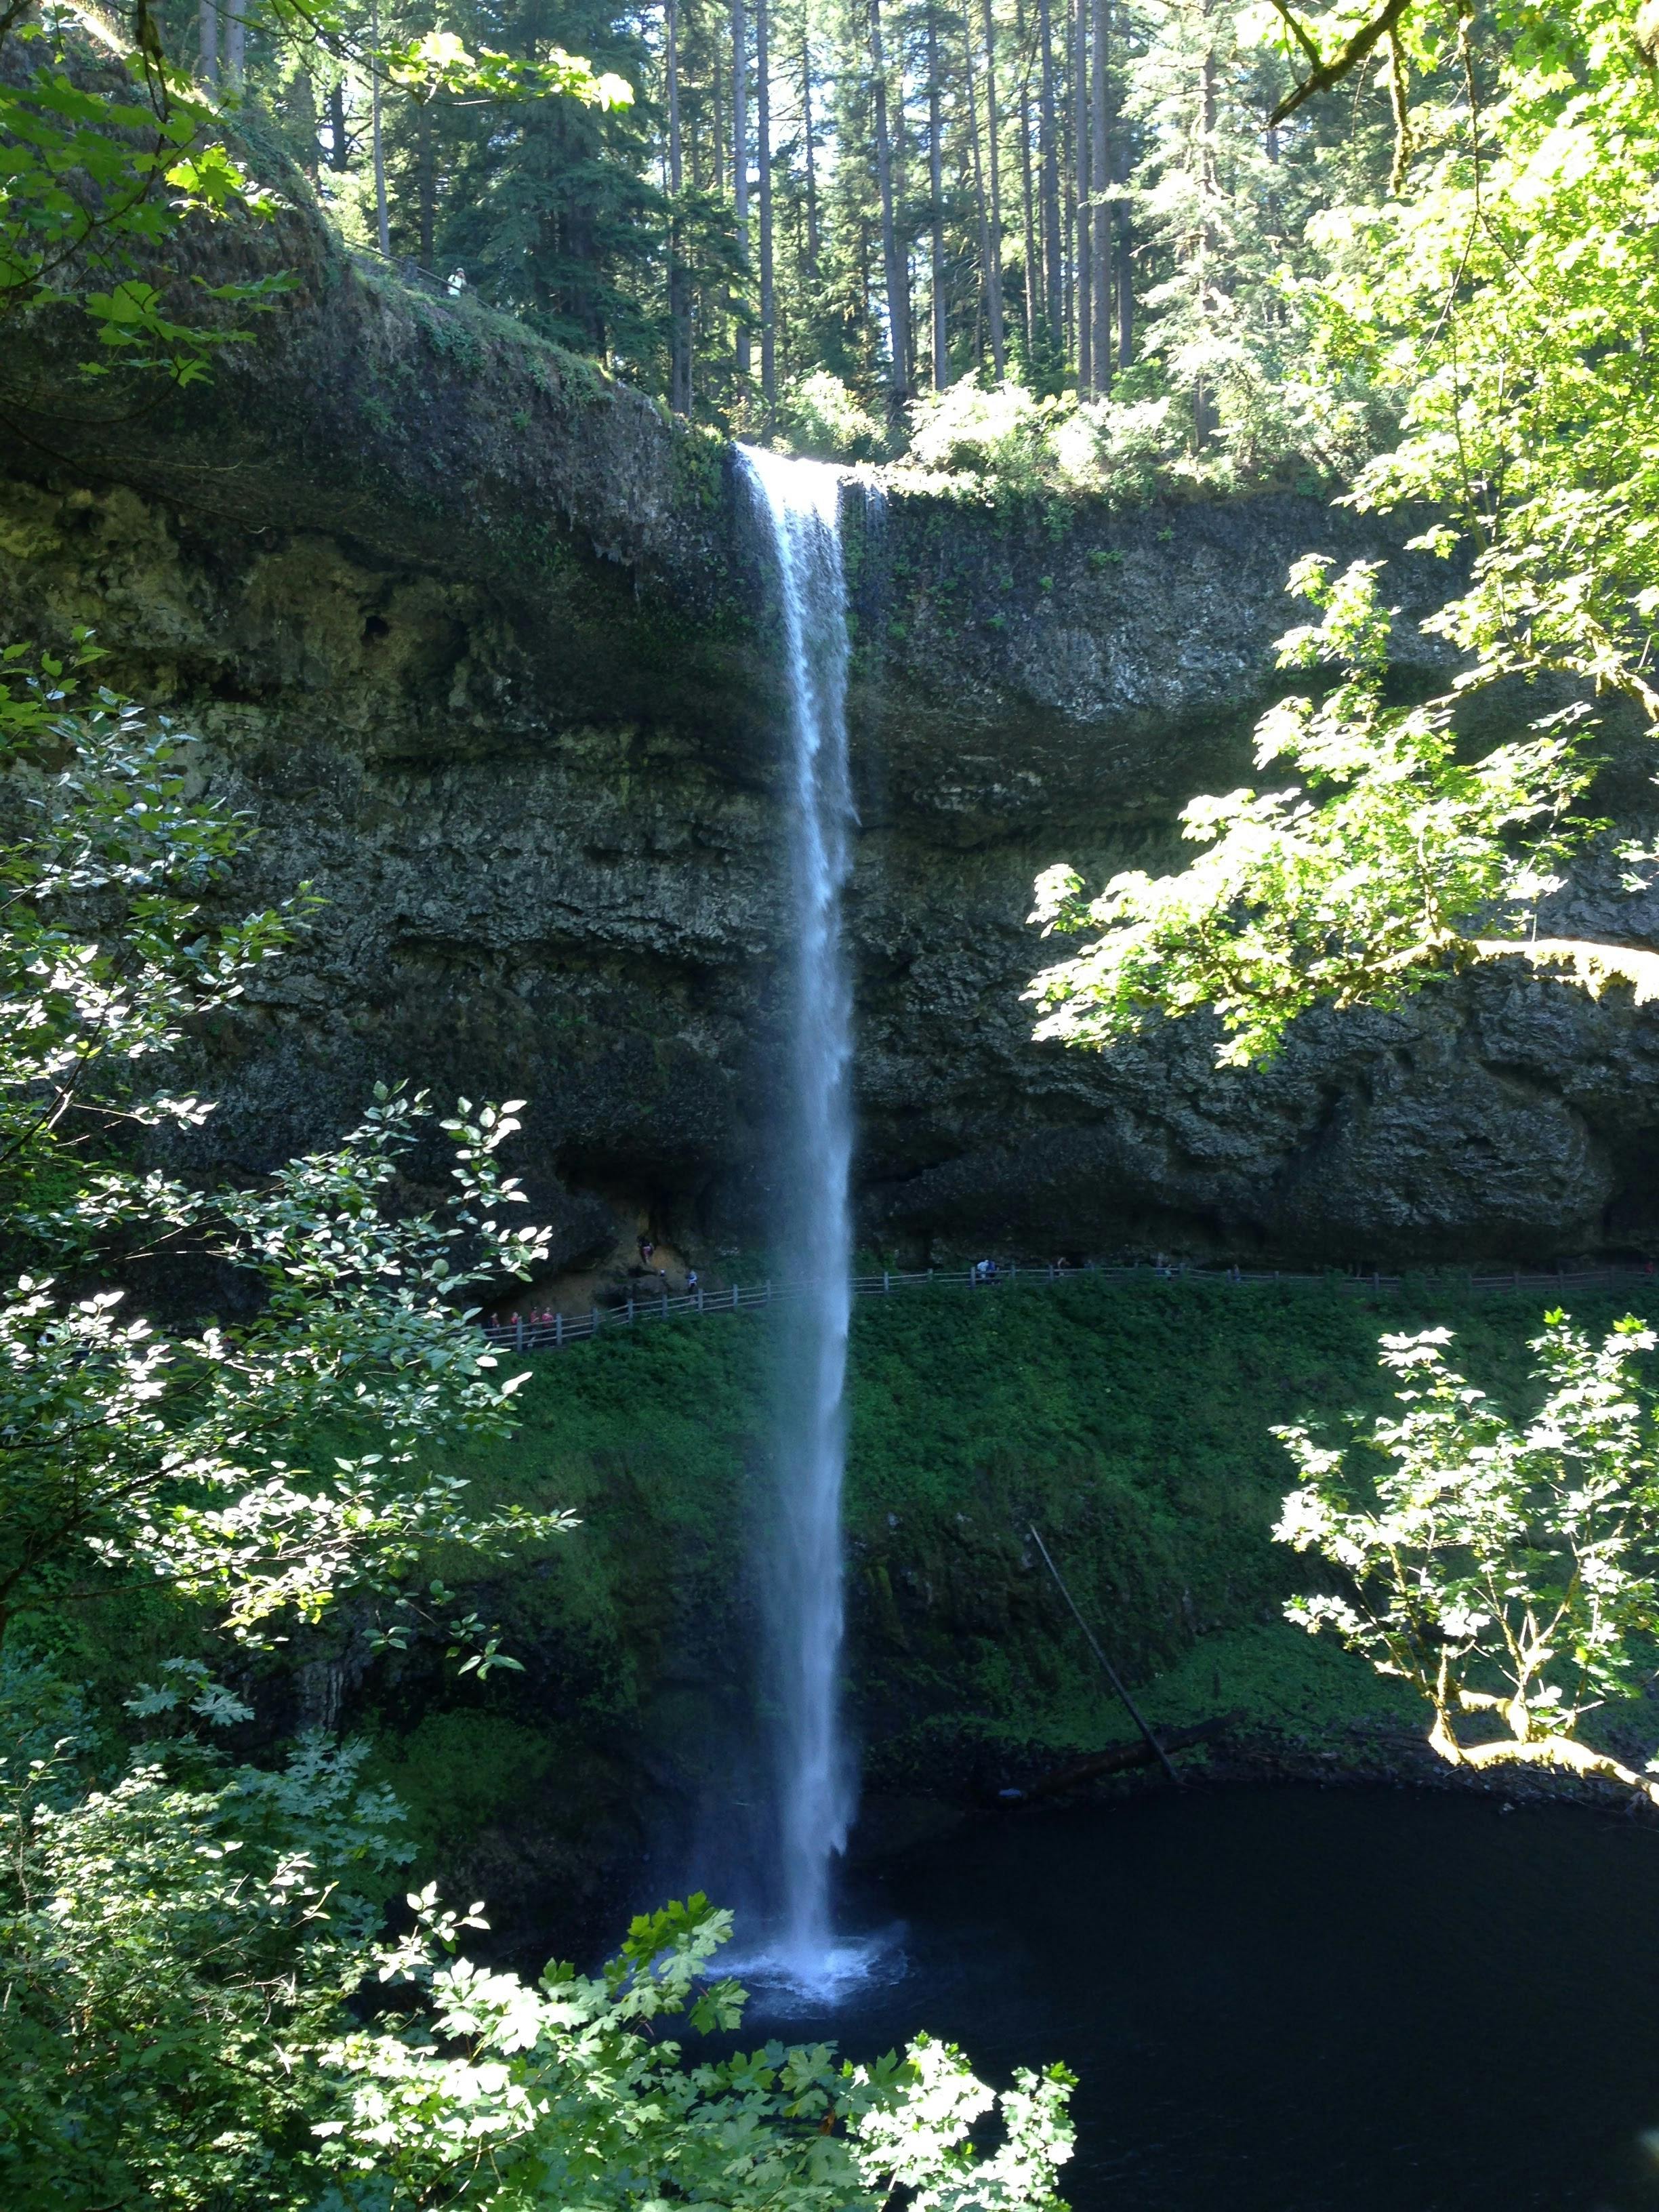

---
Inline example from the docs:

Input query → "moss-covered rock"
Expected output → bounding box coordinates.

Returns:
[344,1273,1647,1948]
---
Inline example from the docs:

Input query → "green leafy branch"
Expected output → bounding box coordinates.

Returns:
[1025,557,1597,1065]
[1274,1309,1659,1798]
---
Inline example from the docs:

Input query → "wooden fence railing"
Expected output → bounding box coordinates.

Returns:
[479,1256,1658,1356]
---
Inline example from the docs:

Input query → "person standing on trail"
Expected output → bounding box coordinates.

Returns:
[687,1269,699,1294]
[639,1235,655,1267]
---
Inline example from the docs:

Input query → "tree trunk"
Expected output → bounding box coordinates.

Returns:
[668,0,692,415]
[288,63,319,182]
[891,25,913,386]
[1072,0,1090,392]
[1115,102,1132,367]
[1037,0,1062,357]
[980,0,1007,375]
[225,0,244,85]
[327,81,349,172]
[757,0,775,409]
[802,31,820,274]
[963,9,1004,377]
[198,0,218,86]
[928,3,946,389]
[1193,39,1216,448]
[369,0,389,255]
[1015,0,1039,360]
[734,0,750,381]
[1090,0,1110,389]
[712,17,724,383]
[869,0,909,407]
[417,103,436,266]
[714,24,724,184]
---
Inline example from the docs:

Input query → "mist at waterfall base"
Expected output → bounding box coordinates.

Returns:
[737,1784,1659,2212]
[714,444,864,1994]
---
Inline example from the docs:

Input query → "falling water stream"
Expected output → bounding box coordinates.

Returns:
[737,445,860,1986]
[659,453,1659,2195]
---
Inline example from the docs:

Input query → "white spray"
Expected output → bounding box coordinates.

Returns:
[737,444,857,1980]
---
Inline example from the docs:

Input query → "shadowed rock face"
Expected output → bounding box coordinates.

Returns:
[4,197,1659,1269]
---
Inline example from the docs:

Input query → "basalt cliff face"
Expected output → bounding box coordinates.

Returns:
[5,196,1659,1271]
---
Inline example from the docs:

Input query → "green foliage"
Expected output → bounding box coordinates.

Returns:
[0,656,1073,2212]
[1275,1309,1659,1797]
[0,1716,413,2211]
[1124,0,1390,484]
[779,367,885,461]
[367,1709,556,1856]
[0,1696,1074,2211]
[414,0,659,359]
[0,639,302,1207]
[321,1896,1075,2210]
[0,0,623,386]
[0,16,287,384]
[902,379,1064,495]
[1029,0,1659,1058]
[375,1273,1647,1824]
[1315,0,1659,730]
[893,380,1187,507]
[0,649,565,1656]
[386,26,629,108]
[1026,557,1597,1064]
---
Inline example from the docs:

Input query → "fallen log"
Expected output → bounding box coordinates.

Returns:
[991,1713,1240,1806]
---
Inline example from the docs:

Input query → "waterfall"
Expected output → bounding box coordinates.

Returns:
[737,444,858,1981]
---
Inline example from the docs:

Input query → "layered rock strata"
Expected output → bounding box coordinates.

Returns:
[4,196,1658,1268]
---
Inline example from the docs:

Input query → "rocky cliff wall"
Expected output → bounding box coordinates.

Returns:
[5,195,1659,1270]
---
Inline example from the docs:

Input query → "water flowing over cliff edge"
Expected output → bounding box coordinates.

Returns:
[5,190,1659,1270]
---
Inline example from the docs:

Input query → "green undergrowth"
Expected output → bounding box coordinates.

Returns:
[359,1275,1648,1876]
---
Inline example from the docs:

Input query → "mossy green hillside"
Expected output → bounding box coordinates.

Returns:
[367,1275,1647,1887]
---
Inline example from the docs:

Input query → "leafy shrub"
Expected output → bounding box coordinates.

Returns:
[895,377,1182,507]
[779,369,884,461]
[903,377,1058,492]
[1049,395,1179,503]
[0,1707,1076,2212]
[889,364,1370,507]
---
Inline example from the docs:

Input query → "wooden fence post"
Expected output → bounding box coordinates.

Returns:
[516,1315,525,1351]
[555,1311,563,1347]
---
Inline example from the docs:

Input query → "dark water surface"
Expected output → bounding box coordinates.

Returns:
[740,1784,1659,2212]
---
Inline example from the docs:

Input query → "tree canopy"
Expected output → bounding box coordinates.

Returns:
[1029,0,1659,1062]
